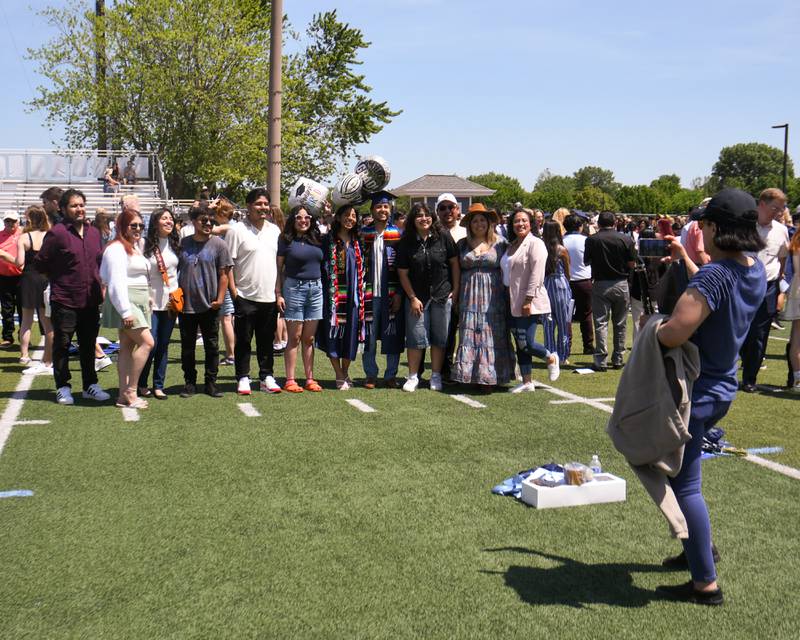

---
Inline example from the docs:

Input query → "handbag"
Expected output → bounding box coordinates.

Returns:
[154,245,184,315]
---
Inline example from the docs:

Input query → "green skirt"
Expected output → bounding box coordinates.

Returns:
[101,284,152,330]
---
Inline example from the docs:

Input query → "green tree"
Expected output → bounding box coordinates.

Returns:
[573,165,620,196]
[467,172,528,210]
[28,0,398,198]
[650,174,682,196]
[529,171,576,211]
[574,186,617,212]
[616,185,665,215]
[712,143,794,197]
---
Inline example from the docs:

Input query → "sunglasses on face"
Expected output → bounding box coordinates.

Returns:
[437,204,455,211]
[127,223,144,230]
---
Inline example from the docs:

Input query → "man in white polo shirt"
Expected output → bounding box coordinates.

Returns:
[740,187,790,392]
[226,187,282,394]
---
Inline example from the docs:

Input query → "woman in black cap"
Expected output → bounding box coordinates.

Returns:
[654,188,766,605]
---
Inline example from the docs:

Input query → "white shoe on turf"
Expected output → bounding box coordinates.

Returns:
[55,386,74,405]
[403,376,419,392]
[82,383,110,402]
[547,353,560,382]
[94,355,113,372]
[260,376,281,393]
[237,376,252,395]
[510,382,535,393]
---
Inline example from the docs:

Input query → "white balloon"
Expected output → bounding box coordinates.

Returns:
[288,177,329,215]
[354,155,391,193]
[332,173,365,206]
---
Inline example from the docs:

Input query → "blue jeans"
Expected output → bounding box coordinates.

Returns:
[510,314,550,376]
[669,399,731,583]
[362,297,400,380]
[139,310,176,390]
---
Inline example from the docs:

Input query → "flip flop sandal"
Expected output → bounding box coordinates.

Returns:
[283,380,304,393]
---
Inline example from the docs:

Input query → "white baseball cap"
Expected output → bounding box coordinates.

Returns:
[3,211,19,221]
[436,193,458,207]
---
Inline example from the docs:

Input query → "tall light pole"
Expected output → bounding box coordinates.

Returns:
[95,0,107,150]
[268,0,283,205]
[772,123,788,194]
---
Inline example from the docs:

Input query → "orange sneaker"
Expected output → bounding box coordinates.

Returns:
[283,379,304,393]
[304,379,323,392]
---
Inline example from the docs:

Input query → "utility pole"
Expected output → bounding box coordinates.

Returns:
[772,123,789,194]
[268,0,283,204]
[95,0,107,150]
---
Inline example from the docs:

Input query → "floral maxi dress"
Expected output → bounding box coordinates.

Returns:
[452,240,515,385]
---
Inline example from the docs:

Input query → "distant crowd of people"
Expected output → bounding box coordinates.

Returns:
[0,184,798,409]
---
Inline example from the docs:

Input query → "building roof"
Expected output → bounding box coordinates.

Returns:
[390,174,495,198]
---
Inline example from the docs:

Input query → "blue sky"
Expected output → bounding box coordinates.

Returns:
[2,0,798,191]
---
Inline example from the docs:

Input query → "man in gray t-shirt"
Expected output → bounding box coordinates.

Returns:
[178,204,233,397]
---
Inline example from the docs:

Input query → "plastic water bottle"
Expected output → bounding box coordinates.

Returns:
[590,455,602,474]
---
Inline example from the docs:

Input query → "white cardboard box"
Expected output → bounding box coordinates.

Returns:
[520,473,626,509]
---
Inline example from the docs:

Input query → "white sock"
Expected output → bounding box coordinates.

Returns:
[408,373,418,381]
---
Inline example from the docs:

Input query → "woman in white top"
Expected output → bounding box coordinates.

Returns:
[100,209,154,408]
[138,207,181,399]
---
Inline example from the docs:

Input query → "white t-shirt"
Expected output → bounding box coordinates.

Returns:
[447,225,467,243]
[225,219,280,302]
[755,220,789,282]
[147,237,179,311]
[563,232,591,281]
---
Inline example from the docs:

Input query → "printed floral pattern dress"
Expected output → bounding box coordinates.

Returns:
[452,239,515,385]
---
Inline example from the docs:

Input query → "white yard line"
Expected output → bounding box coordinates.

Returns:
[237,402,261,418]
[769,336,789,342]
[550,397,615,405]
[345,399,376,413]
[13,420,51,426]
[0,340,43,457]
[533,381,800,481]
[451,394,486,409]
[121,408,139,422]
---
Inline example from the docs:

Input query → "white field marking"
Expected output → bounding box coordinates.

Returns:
[345,399,376,413]
[13,420,51,426]
[0,339,44,457]
[121,408,139,422]
[451,394,486,409]
[550,397,615,405]
[745,454,800,480]
[533,382,800,481]
[769,336,789,342]
[237,402,261,418]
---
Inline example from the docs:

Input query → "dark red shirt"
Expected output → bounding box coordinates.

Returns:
[35,221,103,308]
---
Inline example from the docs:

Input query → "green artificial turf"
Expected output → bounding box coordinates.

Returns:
[0,321,798,639]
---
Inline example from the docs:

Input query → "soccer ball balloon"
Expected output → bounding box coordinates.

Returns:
[332,173,365,207]
[354,155,390,194]
[288,177,329,215]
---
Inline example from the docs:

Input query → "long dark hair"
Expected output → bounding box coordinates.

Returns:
[400,202,441,248]
[331,205,360,244]
[282,205,321,245]
[542,220,563,275]
[507,209,535,243]
[144,206,181,258]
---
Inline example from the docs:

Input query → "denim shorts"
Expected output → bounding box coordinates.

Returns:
[218,290,234,317]
[283,277,323,322]
[405,297,451,349]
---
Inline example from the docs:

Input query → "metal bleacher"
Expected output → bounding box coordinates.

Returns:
[0,149,174,219]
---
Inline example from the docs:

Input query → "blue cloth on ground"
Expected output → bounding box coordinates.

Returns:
[492,463,564,499]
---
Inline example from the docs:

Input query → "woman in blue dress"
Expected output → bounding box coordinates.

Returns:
[542,220,573,365]
[319,204,366,390]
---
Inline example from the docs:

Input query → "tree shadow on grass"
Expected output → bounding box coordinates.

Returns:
[481,546,676,609]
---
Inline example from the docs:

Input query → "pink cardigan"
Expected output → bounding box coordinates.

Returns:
[506,233,551,317]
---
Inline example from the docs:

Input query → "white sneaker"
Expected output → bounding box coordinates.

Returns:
[260,376,281,393]
[94,355,113,372]
[55,386,74,405]
[237,376,252,395]
[429,373,443,392]
[82,383,110,402]
[547,353,560,381]
[403,375,419,392]
[510,382,535,394]
[24,361,52,375]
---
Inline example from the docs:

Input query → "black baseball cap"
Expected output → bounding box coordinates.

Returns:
[697,189,758,226]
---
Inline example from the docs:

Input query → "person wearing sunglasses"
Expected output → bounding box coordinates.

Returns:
[100,209,154,409]
[177,203,233,398]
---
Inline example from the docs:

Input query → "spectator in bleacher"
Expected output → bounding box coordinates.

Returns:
[138,206,181,400]
[35,189,111,405]
[40,186,63,226]
[0,211,23,347]
[103,167,120,194]
[100,207,154,409]
[123,159,137,185]
[13,205,53,372]
[178,203,232,398]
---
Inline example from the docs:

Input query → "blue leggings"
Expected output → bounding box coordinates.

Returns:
[669,399,731,583]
